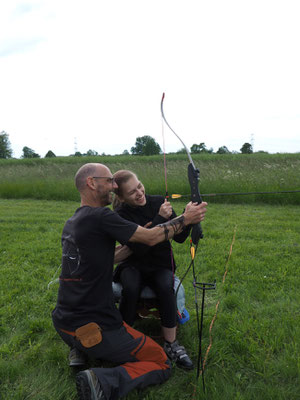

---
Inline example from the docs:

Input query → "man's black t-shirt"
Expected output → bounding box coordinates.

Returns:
[52,206,138,331]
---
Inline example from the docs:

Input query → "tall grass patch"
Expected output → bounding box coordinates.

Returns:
[1,153,300,204]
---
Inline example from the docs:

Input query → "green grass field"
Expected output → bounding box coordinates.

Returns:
[0,199,299,399]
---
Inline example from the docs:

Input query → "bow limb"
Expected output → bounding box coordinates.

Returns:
[161,93,195,167]
[160,93,203,244]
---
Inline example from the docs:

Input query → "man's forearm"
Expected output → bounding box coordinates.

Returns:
[157,215,186,241]
[129,215,186,246]
[129,201,207,246]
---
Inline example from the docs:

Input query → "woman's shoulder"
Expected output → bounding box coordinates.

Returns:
[114,203,129,217]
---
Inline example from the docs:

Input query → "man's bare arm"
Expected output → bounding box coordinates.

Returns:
[129,201,207,246]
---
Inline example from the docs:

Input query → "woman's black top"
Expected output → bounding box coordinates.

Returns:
[114,195,191,280]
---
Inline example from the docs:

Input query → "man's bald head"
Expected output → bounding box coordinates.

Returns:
[75,163,109,192]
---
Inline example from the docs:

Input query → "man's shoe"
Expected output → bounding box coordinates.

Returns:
[69,348,86,367]
[163,340,194,370]
[76,369,106,400]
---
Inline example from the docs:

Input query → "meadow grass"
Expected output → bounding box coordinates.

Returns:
[0,199,299,399]
[0,153,300,204]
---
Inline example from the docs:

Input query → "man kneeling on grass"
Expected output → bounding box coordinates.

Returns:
[51,163,208,400]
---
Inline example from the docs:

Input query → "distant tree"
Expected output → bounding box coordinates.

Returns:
[74,151,82,157]
[85,149,98,156]
[0,131,13,158]
[22,146,40,158]
[122,149,129,155]
[190,143,204,153]
[176,148,186,154]
[216,146,231,154]
[240,142,253,154]
[190,142,213,154]
[45,150,56,158]
[131,135,161,156]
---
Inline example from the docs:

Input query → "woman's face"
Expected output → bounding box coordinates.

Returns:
[120,176,146,207]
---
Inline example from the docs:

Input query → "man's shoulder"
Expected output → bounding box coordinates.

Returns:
[70,206,117,225]
[76,205,114,216]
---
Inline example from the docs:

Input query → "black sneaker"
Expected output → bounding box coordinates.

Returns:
[76,369,106,400]
[163,340,194,370]
[69,348,86,367]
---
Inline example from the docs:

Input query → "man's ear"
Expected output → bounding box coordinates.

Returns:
[86,176,95,190]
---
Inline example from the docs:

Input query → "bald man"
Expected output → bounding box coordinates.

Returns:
[52,163,207,400]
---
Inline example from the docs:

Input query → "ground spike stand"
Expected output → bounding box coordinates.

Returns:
[193,280,216,392]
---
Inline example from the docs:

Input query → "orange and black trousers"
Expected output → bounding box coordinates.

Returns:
[53,321,171,399]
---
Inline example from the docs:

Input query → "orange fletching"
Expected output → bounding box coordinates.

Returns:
[190,246,195,259]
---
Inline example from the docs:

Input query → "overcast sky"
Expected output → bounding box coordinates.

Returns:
[1,0,300,158]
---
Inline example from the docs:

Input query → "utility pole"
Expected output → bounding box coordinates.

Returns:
[74,137,78,154]
[250,133,254,152]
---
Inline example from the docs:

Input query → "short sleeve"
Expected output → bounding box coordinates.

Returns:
[98,208,138,244]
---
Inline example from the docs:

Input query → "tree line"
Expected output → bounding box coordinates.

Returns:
[129,135,254,155]
[0,131,255,159]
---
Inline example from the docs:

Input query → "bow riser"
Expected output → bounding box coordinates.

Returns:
[188,163,202,204]
[187,163,204,243]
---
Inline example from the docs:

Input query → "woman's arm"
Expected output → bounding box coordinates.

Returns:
[114,244,132,264]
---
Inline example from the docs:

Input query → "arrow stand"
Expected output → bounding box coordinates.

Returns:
[193,280,216,393]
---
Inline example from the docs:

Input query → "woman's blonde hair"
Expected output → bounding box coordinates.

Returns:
[113,170,137,210]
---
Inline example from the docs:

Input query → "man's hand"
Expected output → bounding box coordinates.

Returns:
[183,201,208,225]
[158,199,173,219]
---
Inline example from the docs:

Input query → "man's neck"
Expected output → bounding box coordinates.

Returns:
[80,195,103,208]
